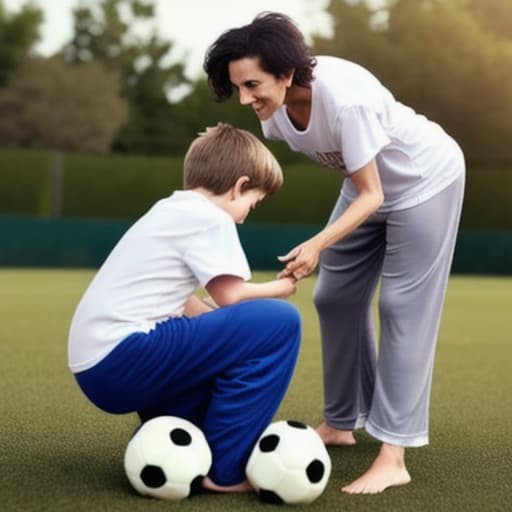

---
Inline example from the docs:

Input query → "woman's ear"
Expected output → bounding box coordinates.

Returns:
[285,69,295,87]
[232,176,251,199]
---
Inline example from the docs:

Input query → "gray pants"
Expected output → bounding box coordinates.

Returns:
[313,173,465,447]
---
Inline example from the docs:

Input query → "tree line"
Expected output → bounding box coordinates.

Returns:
[0,0,511,164]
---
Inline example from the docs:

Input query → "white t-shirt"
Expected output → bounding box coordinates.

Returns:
[262,56,464,211]
[68,190,251,373]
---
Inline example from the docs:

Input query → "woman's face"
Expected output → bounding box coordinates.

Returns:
[228,57,293,121]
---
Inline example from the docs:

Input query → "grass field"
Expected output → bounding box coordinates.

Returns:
[1,269,511,512]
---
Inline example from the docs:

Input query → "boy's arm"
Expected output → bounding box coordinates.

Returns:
[205,275,296,307]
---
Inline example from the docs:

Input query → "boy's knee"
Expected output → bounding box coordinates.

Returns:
[278,299,300,321]
[276,301,301,356]
[269,299,300,331]
[252,299,301,344]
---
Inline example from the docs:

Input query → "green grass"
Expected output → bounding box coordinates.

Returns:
[1,270,511,511]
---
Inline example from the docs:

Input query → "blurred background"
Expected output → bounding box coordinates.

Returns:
[1,0,511,272]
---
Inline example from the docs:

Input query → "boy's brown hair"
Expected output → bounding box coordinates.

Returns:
[183,123,283,195]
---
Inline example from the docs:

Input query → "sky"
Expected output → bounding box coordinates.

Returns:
[3,0,333,79]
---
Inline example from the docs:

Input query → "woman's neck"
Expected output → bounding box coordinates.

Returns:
[285,85,312,131]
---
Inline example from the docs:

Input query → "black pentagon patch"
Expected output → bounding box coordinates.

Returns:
[259,489,285,505]
[259,434,280,452]
[170,427,192,446]
[140,465,166,488]
[189,475,206,496]
[287,420,307,429]
[306,459,325,483]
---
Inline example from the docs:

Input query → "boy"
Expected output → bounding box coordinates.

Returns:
[68,123,301,493]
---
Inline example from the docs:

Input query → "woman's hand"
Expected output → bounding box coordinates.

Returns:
[277,239,322,281]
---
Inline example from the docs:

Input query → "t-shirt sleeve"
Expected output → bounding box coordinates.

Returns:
[337,105,390,173]
[184,218,251,287]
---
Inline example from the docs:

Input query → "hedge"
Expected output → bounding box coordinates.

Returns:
[1,148,53,216]
[1,146,511,229]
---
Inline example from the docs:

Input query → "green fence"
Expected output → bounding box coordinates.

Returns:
[0,216,510,274]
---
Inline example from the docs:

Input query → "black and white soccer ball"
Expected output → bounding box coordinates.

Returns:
[124,416,212,500]
[246,420,331,505]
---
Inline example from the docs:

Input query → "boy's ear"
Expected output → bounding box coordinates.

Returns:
[232,176,250,198]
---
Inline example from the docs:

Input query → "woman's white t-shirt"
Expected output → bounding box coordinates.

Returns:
[68,191,251,373]
[262,56,464,212]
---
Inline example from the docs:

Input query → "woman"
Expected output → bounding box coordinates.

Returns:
[204,12,465,494]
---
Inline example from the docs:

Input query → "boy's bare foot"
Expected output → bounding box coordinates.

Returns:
[202,476,253,493]
[341,443,411,494]
[316,421,356,446]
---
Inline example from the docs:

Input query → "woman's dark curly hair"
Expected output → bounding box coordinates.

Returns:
[203,12,317,102]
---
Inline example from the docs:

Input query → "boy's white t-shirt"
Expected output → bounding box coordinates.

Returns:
[262,56,464,211]
[68,190,251,373]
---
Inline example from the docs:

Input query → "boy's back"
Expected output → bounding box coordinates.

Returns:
[68,190,250,374]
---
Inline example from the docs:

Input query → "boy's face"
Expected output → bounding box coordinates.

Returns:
[229,188,266,224]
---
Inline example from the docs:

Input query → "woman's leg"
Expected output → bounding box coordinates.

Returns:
[314,196,386,440]
[343,173,465,494]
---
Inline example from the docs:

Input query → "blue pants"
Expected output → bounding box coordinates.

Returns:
[74,299,301,485]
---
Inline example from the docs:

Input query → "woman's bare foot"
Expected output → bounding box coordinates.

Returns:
[341,443,411,494]
[316,421,356,446]
[201,476,253,493]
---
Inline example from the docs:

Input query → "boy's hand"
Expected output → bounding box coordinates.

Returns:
[201,296,219,310]
[184,295,216,317]
[277,276,297,297]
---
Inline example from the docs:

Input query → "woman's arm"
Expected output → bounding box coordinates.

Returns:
[205,275,297,307]
[279,159,384,280]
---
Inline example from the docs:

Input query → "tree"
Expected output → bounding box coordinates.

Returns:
[62,0,188,154]
[312,0,391,74]
[467,0,512,40]
[312,0,512,163]
[0,0,42,86]
[0,57,127,153]
[382,0,512,163]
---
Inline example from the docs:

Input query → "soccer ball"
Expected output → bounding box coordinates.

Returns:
[246,420,331,505]
[124,416,212,500]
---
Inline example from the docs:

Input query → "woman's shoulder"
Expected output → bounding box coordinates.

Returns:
[313,56,385,109]
[314,56,370,77]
